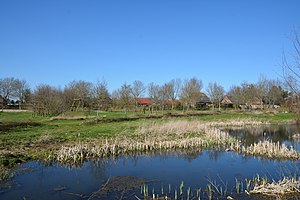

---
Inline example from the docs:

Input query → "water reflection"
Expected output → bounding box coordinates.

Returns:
[225,124,300,151]
[1,150,298,200]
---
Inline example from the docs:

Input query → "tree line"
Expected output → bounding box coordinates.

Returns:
[0,75,292,116]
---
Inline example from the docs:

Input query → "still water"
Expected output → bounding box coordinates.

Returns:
[1,151,298,200]
[1,125,299,200]
[226,124,300,151]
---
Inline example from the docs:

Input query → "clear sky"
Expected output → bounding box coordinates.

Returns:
[1,0,300,93]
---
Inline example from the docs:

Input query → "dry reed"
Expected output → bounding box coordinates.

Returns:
[55,119,299,163]
[243,140,299,159]
[250,177,300,197]
[207,119,270,127]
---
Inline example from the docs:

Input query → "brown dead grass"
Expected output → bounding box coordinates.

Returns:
[250,177,300,197]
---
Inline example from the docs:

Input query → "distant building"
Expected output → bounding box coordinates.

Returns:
[196,93,211,110]
[221,96,233,108]
[136,98,153,106]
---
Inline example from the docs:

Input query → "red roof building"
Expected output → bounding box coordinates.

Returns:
[136,98,152,106]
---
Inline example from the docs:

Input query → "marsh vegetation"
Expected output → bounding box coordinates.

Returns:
[0,111,300,199]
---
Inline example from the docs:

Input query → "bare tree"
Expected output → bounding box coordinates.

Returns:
[23,88,32,105]
[0,77,31,109]
[206,82,224,111]
[164,78,182,110]
[14,79,30,109]
[33,84,66,116]
[111,89,122,110]
[256,75,270,110]
[132,80,146,110]
[159,83,171,111]
[94,80,111,111]
[179,77,203,111]
[282,30,300,96]
[120,82,132,112]
[267,83,285,107]
[64,80,94,110]
[0,77,17,102]
[256,76,286,109]
[227,85,243,109]
[148,82,160,112]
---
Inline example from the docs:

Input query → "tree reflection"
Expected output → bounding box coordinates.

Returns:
[226,124,300,147]
[207,150,224,161]
[89,159,109,180]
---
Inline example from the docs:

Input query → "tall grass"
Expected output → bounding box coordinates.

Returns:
[57,120,237,163]
[242,140,299,159]
[56,119,292,164]
[56,119,299,163]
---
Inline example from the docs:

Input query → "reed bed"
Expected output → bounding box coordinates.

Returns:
[225,140,300,160]
[55,119,299,164]
[207,118,270,127]
[249,177,300,197]
[57,137,213,163]
[56,120,236,163]
[243,140,299,159]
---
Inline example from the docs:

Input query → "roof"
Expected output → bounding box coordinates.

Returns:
[197,93,211,104]
[221,96,233,104]
[136,98,152,105]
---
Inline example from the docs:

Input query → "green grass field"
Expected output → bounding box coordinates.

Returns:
[0,110,295,148]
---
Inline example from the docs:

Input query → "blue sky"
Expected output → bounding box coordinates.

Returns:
[1,0,300,93]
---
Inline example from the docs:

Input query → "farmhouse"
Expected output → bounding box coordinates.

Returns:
[196,93,211,110]
[136,98,153,106]
[221,96,233,108]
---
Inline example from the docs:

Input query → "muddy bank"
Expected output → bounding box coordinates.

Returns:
[0,122,42,132]
[85,112,218,124]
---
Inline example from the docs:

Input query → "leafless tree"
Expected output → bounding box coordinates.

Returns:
[227,85,243,109]
[282,30,300,96]
[281,30,300,121]
[267,85,284,106]
[159,83,171,111]
[0,77,17,102]
[33,84,66,116]
[132,80,146,110]
[14,79,30,109]
[256,76,286,109]
[229,82,260,110]
[94,80,111,111]
[23,88,32,105]
[256,75,270,109]
[120,82,132,112]
[111,89,122,110]
[64,80,93,110]
[0,77,31,109]
[179,77,203,111]
[148,82,161,112]
[206,82,224,111]
[164,78,182,110]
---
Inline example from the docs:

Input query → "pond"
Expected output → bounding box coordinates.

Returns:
[1,125,299,200]
[225,124,300,151]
